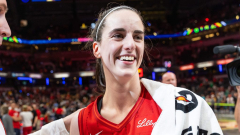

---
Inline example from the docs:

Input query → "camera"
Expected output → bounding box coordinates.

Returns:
[226,57,240,86]
[213,45,240,86]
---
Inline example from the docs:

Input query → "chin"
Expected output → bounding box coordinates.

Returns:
[116,69,137,78]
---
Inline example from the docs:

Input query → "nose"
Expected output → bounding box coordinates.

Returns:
[0,16,11,38]
[123,34,135,51]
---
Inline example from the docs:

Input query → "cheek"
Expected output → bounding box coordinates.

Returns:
[137,44,144,59]
[100,41,120,63]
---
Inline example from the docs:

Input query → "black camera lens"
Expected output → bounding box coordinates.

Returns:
[237,65,240,77]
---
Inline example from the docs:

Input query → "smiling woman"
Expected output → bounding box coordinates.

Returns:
[30,5,223,135]
[84,5,146,93]
[0,0,11,135]
[0,0,11,45]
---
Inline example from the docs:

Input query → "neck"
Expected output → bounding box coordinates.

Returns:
[102,74,141,112]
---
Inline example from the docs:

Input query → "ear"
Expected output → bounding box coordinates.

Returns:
[93,41,101,58]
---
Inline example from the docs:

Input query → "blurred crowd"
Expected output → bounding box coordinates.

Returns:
[0,43,237,73]
[0,85,99,134]
[0,75,237,133]
[0,53,92,73]
[179,76,238,114]
[14,1,240,40]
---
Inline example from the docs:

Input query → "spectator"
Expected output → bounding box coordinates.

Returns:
[162,72,177,87]
[55,105,64,120]
[20,105,33,135]
[226,94,234,113]
[8,102,21,135]
[1,105,15,135]
[32,104,41,130]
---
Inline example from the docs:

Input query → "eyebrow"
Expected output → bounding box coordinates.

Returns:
[109,28,144,35]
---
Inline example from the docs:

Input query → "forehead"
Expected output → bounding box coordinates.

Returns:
[0,0,7,5]
[164,73,175,79]
[104,9,144,31]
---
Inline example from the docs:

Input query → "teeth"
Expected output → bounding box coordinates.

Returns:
[119,56,134,61]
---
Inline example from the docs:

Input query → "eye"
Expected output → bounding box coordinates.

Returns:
[112,34,124,39]
[134,35,143,41]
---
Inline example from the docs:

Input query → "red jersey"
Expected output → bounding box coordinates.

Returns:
[8,110,20,129]
[78,85,162,135]
[56,108,63,115]
[36,109,41,119]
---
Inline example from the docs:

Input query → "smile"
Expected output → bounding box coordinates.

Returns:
[117,56,136,61]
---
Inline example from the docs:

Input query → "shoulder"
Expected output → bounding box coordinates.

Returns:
[1,115,6,120]
[69,108,84,135]
[141,78,176,95]
[8,110,13,115]
[174,87,204,101]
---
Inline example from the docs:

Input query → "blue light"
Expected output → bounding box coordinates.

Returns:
[79,77,82,85]
[91,23,96,29]
[62,78,65,84]
[19,90,22,93]
[152,72,156,80]
[147,21,151,26]
[219,65,223,72]
[183,30,187,36]
[22,0,29,3]
[50,70,53,73]
[221,21,227,26]
[17,77,32,83]
[46,78,49,85]
[146,33,183,39]
[0,68,3,71]
[32,0,60,2]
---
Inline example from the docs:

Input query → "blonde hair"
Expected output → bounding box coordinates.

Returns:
[1,105,8,115]
[22,105,28,111]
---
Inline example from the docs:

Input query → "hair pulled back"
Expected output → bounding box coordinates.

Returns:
[85,5,146,93]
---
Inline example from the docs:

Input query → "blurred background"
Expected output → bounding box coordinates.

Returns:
[0,0,240,134]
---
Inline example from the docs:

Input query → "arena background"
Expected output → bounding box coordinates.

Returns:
[0,0,240,134]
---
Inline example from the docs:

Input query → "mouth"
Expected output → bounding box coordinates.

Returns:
[116,55,136,62]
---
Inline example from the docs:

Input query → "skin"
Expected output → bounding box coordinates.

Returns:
[162,72,177,87]
[234,86,240,132]
[0,0,11,44]
[70,9,144,135]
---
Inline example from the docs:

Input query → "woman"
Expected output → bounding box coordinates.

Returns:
[20,105,33,135]
[30,5,223,135]
[70,5,223,135]
[1,105,15,135]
